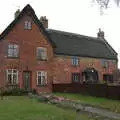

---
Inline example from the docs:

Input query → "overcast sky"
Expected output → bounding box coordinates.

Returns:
[0,0,120,67]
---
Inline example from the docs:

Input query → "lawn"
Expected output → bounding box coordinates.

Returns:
[0,96,105,120]
[55,93,120,113]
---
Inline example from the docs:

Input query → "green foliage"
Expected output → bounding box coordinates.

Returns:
[1,88,28,96]
[0,88,39,96]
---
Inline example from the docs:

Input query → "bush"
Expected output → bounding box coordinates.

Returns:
[1,88,28,96]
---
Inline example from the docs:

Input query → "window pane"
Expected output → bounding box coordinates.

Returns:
[7,69,18,84]
[13,74,17,84]
[8,44,19,57]
[8,70,12,73]
[13,70,17,73]
[42,76,46,85]
[38,72,41,76]
[8,74,12,84]
[24,21,32,29]
[72,57,79,65]
[13,49,18,57]
[101,60,109,68]
[24,21,28,29]
[72,73,80,82]
[8,44,14,48]
[13,45,16,48]
[42,49,47,59]
[37,71,47,85]
[28,22,31,29]
[37,48,42,58]
[8,49,13,57]
[37,48,47,60]
[38,76,42,85]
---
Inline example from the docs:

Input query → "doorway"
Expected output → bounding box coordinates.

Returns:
[23,71,31,90]
[82,68,98,84]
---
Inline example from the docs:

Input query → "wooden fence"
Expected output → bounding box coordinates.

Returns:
[52,83,120,100]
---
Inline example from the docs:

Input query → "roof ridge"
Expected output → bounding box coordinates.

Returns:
[47,29,105,43]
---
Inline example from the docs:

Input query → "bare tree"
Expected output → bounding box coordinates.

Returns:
[92,0,120,15]
[95,0,120,8]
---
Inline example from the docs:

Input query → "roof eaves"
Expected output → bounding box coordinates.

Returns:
[47,29,106,44]
[103,38,118,56]
[55,52,117,60]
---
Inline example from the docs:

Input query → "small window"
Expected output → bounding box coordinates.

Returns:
[7,69,18,84]
[72,73,80,82]
[72,57,79,65]
[8,44,19,58]
[24,21,32,30]
[37,71,47,86]
[101,60,109,68]
[37,47,47,60]
[112,60,117,65]
[103,74,113,83]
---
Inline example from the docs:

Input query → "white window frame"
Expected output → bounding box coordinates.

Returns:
[72,73,80,82]
[37,47,47,60]
[72,57,79,65]
[24,21,32,30]
[8,44,19,58]
[7,69,18,84]
[37,71,47,86]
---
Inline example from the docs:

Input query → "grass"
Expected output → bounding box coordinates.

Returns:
[54,93,120,113]
[0,96,106,120]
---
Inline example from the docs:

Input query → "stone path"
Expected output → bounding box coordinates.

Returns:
[76,104,120,120]
[29,94,120,120]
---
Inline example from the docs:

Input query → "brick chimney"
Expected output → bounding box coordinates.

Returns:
[14,9,20,19]
[97,28,104,39]
[40,16,48,29]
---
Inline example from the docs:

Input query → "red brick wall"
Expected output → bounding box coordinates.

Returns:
[0,14,54,93]
[0,13,118,93]
[52,55,117,84]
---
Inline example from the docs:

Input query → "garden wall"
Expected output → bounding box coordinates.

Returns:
[52,83,120,100]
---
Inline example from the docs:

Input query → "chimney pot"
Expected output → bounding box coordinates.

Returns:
[97,28,104,39]
[40,16,48,29]
[14,9,20,19]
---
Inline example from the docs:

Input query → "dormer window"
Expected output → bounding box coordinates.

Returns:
[24,21,32,30]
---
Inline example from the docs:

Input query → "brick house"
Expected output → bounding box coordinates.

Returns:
[0,4,118,93]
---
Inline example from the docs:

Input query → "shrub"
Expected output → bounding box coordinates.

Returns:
[1,88,28,96]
